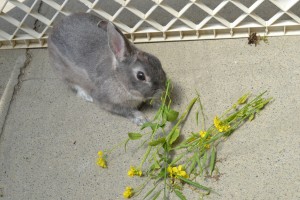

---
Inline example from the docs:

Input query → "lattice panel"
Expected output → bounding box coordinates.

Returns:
[0,0,300,49]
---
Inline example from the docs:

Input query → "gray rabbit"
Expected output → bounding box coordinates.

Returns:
[48,13,166,125]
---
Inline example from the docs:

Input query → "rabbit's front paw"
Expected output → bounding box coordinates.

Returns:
[74,85,93,102]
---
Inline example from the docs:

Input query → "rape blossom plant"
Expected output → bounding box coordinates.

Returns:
[199,130,211,149]
[96,151,107,168]
[97,80,272,199]
[213,116,230,132]
[167,165,189,179]
[123,186,133,199]
[127,166,142,177]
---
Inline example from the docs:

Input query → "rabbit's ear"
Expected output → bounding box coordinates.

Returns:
[107,22,128,62]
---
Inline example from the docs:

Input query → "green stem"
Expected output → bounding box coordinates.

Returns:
[163,148,168,199]
[176,97,198,126]
[196,91,206,129]
[139,146,152,168]
[105,138,128,154]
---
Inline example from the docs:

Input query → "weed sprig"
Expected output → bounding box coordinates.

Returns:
[99,80,272,199]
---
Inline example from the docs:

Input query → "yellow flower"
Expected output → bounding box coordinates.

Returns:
[127,169,134,177]
[199,130,210,149]
[97,157,107,168]
[172,166,178,173]
[199,130,207,138]
[214,116,221,130]
[167,166,173,176]
[137,170,142,176]
[178,170,187,178]
[214,116,230,132]
[97,151,103,157]
[167,165,189,179]
[177,165,183,171]
[127,166,142,177]
[123,186,133,199]
[177,165,189,178]
[97,150,107,168]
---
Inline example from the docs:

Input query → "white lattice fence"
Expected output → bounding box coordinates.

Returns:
[0,0,300,49]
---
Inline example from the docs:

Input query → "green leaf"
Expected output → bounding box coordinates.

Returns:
[196,153,203,174]
[210,147,216,175]
[248,113,255,121]
[124,138,130,152]
[166,109,179,122]
[141,122,158,131]
[149,137,166,146]
[150,161,161,170]
[178,176,211,191]
[162,110,168,123]
[166,128,180,145]
[196,111,199,126]
[174,189,187,200]
[128,132,142,140]
[157,169,166,178]
[189,156,197,174]
[201,151,208,167]
[237,93,250,105]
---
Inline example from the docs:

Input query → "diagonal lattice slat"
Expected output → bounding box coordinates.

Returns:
[0,0,300,49]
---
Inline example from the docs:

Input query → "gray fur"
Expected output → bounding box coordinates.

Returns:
[48,13,166,125]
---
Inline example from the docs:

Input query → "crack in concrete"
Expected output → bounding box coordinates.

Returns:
[14,50,32,94]
[0,50,32,137]
[33,1,43,32]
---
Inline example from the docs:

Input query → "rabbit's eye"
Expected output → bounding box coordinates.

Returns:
[137,71,145,81]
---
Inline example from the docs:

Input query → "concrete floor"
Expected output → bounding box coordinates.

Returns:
[0,37,299,200]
